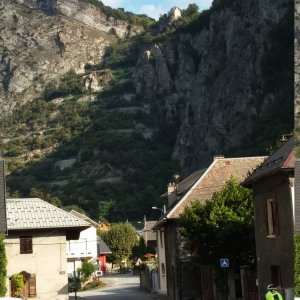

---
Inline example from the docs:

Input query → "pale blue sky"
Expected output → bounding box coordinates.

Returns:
[101,0,213,20]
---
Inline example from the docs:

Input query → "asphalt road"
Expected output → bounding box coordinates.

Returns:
[69,274,168,300]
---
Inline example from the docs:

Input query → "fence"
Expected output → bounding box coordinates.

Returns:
[140,270,158,293]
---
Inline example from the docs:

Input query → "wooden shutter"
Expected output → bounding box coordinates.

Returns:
[265,199,280,236]
[26,238,33,253]
[29,274,36,297]
[264,203,269,234]
[272,201,280,235]
[20,237,33,254]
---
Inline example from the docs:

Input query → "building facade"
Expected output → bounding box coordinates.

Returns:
[245,137,294,299]
[5,198,89,300]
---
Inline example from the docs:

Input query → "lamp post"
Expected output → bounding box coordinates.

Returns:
[152,206,166,215]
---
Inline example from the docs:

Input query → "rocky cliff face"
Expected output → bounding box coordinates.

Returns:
[0,0,293,177]
[133,0,293,174]
[15,0,142,37]
[0,0,140,116]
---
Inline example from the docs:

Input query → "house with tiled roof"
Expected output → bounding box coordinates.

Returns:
[4,198,90,300]
[143,220,157,251]
[244,136,294,299]
[153,155,266,300]
[67,210,111,276]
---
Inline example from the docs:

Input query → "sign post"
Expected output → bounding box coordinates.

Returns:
[220,259,229,300]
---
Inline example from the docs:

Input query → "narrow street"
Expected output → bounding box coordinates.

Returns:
[69,274,168,300]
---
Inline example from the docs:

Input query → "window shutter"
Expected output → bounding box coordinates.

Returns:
[20,238,26,254]
[26,238,33,254]
[29,274,36,297]
[20,237,33,254]
[272,201,280,235]
[263,203,269,234]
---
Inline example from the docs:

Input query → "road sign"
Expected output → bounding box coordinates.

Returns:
[220,258,229,268]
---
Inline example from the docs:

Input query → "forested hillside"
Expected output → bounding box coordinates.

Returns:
[0,0,293,221]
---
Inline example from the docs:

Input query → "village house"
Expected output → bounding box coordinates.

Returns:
[244,136,295,300]
[4,198,90,300]
[67,210,111,276]
[153,155,266,300]
[143,220,157,252]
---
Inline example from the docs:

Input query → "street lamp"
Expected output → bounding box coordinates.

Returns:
[152,206,166,214]
[152,206,163,212]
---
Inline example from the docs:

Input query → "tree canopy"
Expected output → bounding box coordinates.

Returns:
[0,235,7,296]
[178,178,255,268]
[99,222,138,268]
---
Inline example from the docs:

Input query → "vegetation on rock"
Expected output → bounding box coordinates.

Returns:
[0,0,293,224]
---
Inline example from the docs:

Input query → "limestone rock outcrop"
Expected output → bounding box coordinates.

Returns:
[0,0,140,116]
[133,0,292,174]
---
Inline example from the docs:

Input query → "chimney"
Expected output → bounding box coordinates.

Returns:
[167,182,177,208]
[214,155,225,160]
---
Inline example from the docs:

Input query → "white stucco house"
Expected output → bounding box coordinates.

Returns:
[66,210,111,277]
[66,210,99,277]
[4,198,90,300]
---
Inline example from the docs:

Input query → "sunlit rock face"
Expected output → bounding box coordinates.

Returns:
[0,0,141,116]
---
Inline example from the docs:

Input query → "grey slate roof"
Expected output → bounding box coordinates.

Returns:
[6,198,90,230]
[244,136,294,184]
[0,160,7,234]
[161,169,207,198]
[98,237,111,254]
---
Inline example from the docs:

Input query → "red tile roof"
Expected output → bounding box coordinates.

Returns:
[166,156,266,219]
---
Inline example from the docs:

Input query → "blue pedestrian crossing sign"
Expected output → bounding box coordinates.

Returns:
[220,258,229,268]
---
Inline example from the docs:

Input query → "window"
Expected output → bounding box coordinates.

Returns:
[265,199,279,237]
[161,263,165,275]
[20,236,33,254]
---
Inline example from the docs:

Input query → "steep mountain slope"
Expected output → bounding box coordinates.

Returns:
[0,0,293,221]
[0,0,144,115]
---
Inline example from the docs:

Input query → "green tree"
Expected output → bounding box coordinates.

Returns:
[100,222,138,269]
[11,274,25,297]
[183,3,199,17]
[179,178,255,268]
[295,234,300,296]
[78,260,96,280]
[132,236,147,259]
[0,235,7,296]
[29,188,62,207]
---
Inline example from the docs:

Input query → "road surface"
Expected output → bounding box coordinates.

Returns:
[69,274,168,300]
